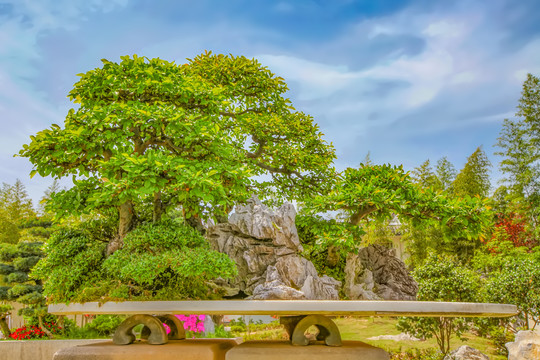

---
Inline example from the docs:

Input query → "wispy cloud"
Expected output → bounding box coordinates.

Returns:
[0,0,129,199]
[0,0,539,200]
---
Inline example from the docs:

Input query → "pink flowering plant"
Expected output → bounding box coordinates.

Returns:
[163,315,205,336]
[176,314,205,333]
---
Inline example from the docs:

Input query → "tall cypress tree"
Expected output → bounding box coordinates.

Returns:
[411,159,441,190]
[435,157,457,194]
[0,180,52,338]
[452,147,491,198]
[495,73,540,239]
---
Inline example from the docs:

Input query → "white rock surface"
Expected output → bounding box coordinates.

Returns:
[506,330,540,360]
[367,333,420,341]
[344,245,418,300]
[443,345,489,360]
[207,196,340,300]
[229,196,303,252]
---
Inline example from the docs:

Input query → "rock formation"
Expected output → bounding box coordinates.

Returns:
[344,244,417,300]
[506,330,540,360]
[206,196,341,300]
[443,345,489,360]
[367,333,420,341]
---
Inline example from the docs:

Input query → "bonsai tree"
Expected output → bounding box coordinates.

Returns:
[0,304,12,338]
[298,164,491,266]
[19,53,335,254]
[0,241,50,336]
[32,220,238,303]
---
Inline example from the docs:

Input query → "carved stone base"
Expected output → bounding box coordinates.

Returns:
[141,315,186,341]
[53,339,241,360]
[280,315,342,346]
[113,314,185,345]
[225,340,390,360]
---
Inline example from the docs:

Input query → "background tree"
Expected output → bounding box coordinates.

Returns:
[397,255,483,355]
[411,159,441,190]
[495,73,540,240]
[19,53,335,254]
[298,163,491,267]
[471,243,540,353]
[0,241,49,336]
[452,147,491,199]
[0,180,36,244]
[484,255,540,331]
[435,156,457,194]
[38,180,61,217]
[361,151,374,166]
[0,180,36,225]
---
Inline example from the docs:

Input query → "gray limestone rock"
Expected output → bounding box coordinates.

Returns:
[207,196,340,300]
[229,196,303,252]
[367,333,420,341]
[344,245,417,300]
[506,330,540,360]
[444,345,489,360]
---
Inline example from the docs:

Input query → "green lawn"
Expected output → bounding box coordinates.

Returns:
[235,317,506,359]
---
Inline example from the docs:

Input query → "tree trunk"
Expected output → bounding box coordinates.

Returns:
[186,216,206,235]
[0,317,10,338]
[107,201,134,255]
[211,315,224,327]
[215,205,232,224]
[349,206,377,226]
[57,315,65,335]
[153,191,162,223]
[326,245,340,268]
[38,314,54,339]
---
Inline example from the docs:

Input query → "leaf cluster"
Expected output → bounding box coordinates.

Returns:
[32,220,237,303]
[19,53,336,223]
[397,256,483,355]
[301,164,491,250]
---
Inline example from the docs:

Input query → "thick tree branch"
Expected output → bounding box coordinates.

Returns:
[246,138,266,159]
[254,161,304,179]
[349,206,378,225]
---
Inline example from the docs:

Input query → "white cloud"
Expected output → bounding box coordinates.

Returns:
[250,1,539,171]
[423,20,465,38]
[0,0,538,200]
[257,55,357,100]
[274,2,294,13]
[0,0,130,200]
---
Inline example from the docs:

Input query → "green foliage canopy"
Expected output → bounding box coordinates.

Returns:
[300,164,490,250]
[495,73,540,239]
[397,256,483,355]
[32,220,237,303]
[19,53,335,250]
[452,146,491,199]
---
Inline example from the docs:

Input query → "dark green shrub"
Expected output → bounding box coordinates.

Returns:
[85,315,126,336]
[397,255,483,356]
[33,220,237,302]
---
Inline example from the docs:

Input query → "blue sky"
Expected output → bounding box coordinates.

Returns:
[1,0,539,202]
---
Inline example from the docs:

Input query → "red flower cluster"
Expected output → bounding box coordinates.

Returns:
[9,326,46,340]
[42,321,62,334]
[9,321,62,340]
[486,212,537,251]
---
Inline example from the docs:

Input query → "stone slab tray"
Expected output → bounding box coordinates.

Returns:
[225,340,390,360]
[48,300,517,317]
[53,339,240,360]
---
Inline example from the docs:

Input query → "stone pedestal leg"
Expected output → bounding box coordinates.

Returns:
[141,315,186,341]
[113,314,168,345]
[280,315,342,346]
